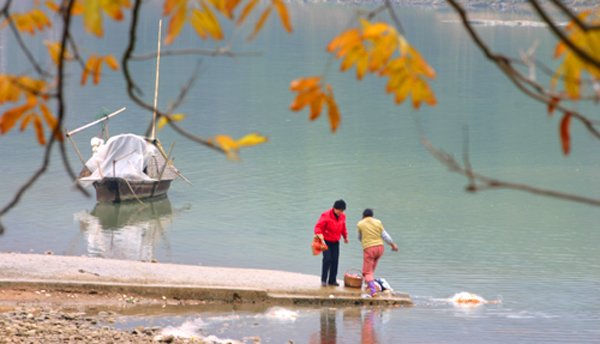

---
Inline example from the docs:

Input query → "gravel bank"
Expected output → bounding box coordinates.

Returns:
[0,305,269,344]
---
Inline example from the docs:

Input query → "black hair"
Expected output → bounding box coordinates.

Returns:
[333,199,346,210]
[362,208,374,217]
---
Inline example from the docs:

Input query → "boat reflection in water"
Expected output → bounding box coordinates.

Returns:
[74,197,173,261]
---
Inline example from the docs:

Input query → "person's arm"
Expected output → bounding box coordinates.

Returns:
[381,230,398,251]
[357,226,362,242]
[314,213,327,240]
[342,220,348,244]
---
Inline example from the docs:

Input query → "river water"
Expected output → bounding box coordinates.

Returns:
[0,2,599,343]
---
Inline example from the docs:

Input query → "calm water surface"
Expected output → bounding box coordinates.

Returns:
[0,2,599,343]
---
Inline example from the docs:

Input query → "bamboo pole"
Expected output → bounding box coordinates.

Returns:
[151,20,162,140]
[66,107,126,137]
[64,126,86,167]
[151,141,175,197]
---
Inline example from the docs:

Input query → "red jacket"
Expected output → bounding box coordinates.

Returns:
[314,209,348,242]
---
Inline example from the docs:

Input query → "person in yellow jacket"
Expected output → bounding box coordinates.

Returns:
[357,208,398,296]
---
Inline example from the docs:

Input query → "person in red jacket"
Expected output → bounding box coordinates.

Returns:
[314,199,349,287]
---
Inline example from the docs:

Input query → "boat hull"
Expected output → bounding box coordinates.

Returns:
[93,177,171,203]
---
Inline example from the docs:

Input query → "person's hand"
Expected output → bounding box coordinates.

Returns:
[391,243,398,251]
[316,234,324,241]
[344,238,349,244]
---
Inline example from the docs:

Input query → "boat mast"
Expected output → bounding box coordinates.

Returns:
[151,20,162,140]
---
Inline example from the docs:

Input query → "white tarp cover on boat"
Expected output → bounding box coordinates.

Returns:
[79,134,171,187]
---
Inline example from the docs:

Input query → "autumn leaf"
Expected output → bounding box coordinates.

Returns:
[289,76,341,132]
[236,133,269,147]
[560,113,572,155]
[237,0,260,27]
[272,0,292,33]
[247,6,272,41]
[547,97,560,116]
[81,55,97,85]
[33,114,46,145]
[156,113,187,130]
[104,55,119,70]
[44,41,74,65]
[83,0,103,36]
[215,134,241,161]
[0,102,35,134]
[40,102,63,141]
[165,2,187,44]
[325,85,340,132]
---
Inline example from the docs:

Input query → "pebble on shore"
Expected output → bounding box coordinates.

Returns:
[0,306,245,344]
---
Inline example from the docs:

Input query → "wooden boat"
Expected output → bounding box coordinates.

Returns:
[75,132,178,203]
[67,21,191,203]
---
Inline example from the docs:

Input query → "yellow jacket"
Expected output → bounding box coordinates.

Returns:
[357,217,385,250]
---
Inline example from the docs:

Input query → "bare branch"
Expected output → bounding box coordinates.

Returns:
[415,117,600,207]
[548,0,600,31]
[130,48,262,61]
[123,0,224,154]
[529,0,600,70]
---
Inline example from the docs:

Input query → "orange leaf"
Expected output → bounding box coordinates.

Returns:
[272,0,292,33]
[553,41,568,59]
[327,28,360,53]
[40,102,63,141]
[290,88,320,112]
[290,76,321,92]
[45,1,61,12]
[236,133,269,147]
[325,86,340,132]
[236,0,260,27]
[199,3,223,40]
[0,103,35,134]
[360,21,390,40]
[30,8,51,31]
[164,0,181,15]
[548,97,560,117]
[247,6,271,41]
[20,114,34,131]
[100,0,130,21]
[93,57,103,84]
[33,114,46,145]
[560,113,571,155]
[165,3,187,45]
[104,55,119,70]
[356,52,369,80]
[309,93,325,120]
[81,55,97,85]
[189,11,208,39]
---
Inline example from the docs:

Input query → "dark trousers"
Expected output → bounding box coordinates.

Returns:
[322,240,340,284]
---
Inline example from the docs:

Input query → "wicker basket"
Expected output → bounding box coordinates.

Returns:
[344,268,363,288]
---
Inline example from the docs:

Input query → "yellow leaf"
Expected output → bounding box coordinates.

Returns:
[30,8,51,31]
[224,0,242,18]
[272,0,292,33]
[394,76,413,104]
[81,55,97,85]
[100,0,124,20]
[236,133,269,147]
[408,45,436,79]
[190,11,207,39]
[236,0,260,27]
[33,114,46,145]
[360,21,390,40]
[199,3,223,40]
[247,6,272,41]
[104,55,119,70]
[356,51,369,80]
[165,3,187,45]
[563,53,581,99]
[215,135,240,160]
[156,113,187,130]
[340,46,362,72]
[83,0,103,36]
[45,1,61,12]
[550,64,565,91]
